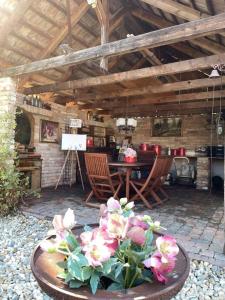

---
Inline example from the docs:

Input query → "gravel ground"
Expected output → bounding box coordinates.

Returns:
[0,214,225,300]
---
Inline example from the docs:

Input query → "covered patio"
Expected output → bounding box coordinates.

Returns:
[0,0,225,299]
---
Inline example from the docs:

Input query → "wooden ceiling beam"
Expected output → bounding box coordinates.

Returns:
[2,12,225,78]
[0,0,34,45]
[68,75,225,102]
[109,108,221,117]
[79,90,225,110]
[140,0,225,40]
[23,53,225,95]
[38,1,89,58]
[132,8,225,55]
[111,100,225,116]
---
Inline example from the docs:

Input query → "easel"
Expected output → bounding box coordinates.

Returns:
[55,132,86,190]
[55,148,84,190]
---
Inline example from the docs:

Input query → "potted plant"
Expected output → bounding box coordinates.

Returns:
[31,198,190,299]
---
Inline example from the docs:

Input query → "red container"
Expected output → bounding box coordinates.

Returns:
[178,147,186,156]
[152,144,161,155]
[139,144,149,151]
[87,137,94,147]
[171,148,178,156]
[124,156,137,163]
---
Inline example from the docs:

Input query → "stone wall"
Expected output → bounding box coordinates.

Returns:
[114,115,219,150]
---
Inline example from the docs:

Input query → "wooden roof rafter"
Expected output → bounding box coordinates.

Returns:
[2,12,225,79]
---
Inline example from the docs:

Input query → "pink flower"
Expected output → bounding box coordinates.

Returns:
[81,228,118,256]
[99,204,107,217]
[84,242,112,267]
[80,231,93,246]
[156,236,179,263]
[107,197,122,213]
[52,209,76,240]
[127,226,146,246]
[129,215,149,230]
[107,213,129,239]
[143,252,176,284]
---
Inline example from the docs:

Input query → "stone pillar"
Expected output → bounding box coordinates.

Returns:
[196,157,210,190]
[0,77,17,168]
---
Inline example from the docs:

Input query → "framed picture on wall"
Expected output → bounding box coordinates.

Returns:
[40,120,59,143]
[152,117,182,137]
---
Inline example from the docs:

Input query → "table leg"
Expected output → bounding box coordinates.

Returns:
[126,168,132,200]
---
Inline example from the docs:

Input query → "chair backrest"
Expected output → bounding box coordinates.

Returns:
[84,153,110,177]
[137,150,155,163]
[145,156,173,185]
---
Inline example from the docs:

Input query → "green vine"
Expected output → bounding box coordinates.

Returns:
[0,110,30,216]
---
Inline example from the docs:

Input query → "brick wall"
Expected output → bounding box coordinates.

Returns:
[16,100,112,188]
[114,115,219,150]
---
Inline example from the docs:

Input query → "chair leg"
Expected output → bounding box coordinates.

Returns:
[130,182,152,209]
[159,187,169,201]
[150,189,162,205]
[113,183,122,200]
[84,190,93,204]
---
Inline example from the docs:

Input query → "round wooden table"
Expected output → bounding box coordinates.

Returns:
[108,161,153,200]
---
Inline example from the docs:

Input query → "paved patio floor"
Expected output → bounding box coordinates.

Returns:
[21,185,225,267]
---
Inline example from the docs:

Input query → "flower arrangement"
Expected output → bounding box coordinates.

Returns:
[40,198,179,294]
[124,148,137,163]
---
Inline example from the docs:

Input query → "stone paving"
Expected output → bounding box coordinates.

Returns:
[21,185,225,267]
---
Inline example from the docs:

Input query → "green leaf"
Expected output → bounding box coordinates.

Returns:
[69,280,84,289]
[115,264,124,279]
[66,234,79,250]
[67,257,82,281]
[119,239,131,251]
[107,282,123,291]
[56,261,67,269]
[65,272,74,283]
[145,230,153,247]
[90,272,100,295]
[76,253,89,267]
[81,266,92,281]
[102,258,117,275]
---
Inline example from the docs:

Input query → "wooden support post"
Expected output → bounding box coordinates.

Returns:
[96,0,109,71]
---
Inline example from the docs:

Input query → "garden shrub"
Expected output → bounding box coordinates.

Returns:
[0,110,31,216]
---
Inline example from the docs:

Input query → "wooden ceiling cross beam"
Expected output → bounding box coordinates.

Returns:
[132,8,225,55]
[79,90,225,110]
[23,52,225,95]
[2,12,225,78]
[140,0,225,40]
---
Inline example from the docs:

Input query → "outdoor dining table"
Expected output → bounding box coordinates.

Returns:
[108,161,153,200]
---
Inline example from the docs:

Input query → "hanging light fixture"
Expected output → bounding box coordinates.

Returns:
[86,0,97,8]
[116,117,137,134]
[116,97,137,134]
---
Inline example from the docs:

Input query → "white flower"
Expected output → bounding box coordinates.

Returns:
[125,201,135,210]
[120,198,128,206]
[63,208,76,230]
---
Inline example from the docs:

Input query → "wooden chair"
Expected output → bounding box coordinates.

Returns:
[130,156,172,209]
[84,153,123,208]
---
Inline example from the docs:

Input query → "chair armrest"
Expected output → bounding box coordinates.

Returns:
[110,172,120,177]
[110,172,123,183]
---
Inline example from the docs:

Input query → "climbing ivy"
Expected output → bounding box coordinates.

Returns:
[0,111,30,216]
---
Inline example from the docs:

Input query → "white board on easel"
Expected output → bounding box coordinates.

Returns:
[61,134,87,151]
